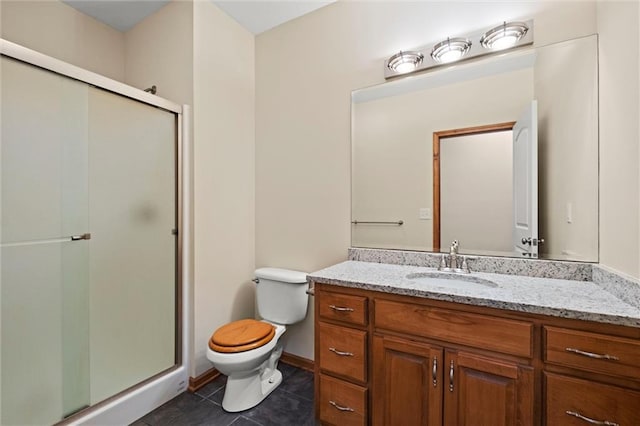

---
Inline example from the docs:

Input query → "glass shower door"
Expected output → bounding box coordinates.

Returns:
[1,56,177,424]
[87,87,176,404]
[1,57,91,424]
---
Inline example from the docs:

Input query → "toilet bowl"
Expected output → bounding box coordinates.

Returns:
[206,321,286,412]
[206,268,309,412]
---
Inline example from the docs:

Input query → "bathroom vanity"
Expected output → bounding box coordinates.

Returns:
[310,253,640,426]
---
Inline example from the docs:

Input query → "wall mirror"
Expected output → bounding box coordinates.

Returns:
[351,34,598,262]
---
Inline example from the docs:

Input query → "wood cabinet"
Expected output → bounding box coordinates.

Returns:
[374,299,533,358]
[318,322,367,382]
[543,327,640,426]
[545,372,640,425]
[313,283,640,426]
[444,351,533,426]
[371,329,533,426]
[316,288,369,425]
[319,374,367,426]
[372,335,443,426]
[544,326,640,379]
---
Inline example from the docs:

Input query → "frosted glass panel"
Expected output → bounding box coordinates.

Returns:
[1,242,89,424]
[1,57,88,243]
[1,244,63,425]
[62,242,91,417]
[88,87,176,403]
[1,57,91,424]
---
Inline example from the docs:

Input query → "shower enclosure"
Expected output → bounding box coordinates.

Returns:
[1,40,187,425]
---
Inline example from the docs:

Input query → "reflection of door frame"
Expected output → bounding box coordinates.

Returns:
[432,121,516,252]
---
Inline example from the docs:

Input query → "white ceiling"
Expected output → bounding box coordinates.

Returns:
[62,1,171,32]
[62,0,335,34]
[214,1,335,35]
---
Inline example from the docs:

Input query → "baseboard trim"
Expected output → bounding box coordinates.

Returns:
[188,352,314,392]
[280,352,314,372]
[188,367,220,393]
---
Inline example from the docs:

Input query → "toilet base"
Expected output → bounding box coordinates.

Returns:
[220,345,284,412]
[221,368,283,412]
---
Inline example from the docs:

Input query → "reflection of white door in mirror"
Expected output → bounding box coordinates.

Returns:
[512,100,539,257]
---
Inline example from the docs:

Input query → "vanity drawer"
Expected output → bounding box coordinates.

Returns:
[318,291,368,326]
[544,326,640,379]
[545,372,640,426]
[374,299,533,357]
[318,322,367,382]
[319,374,367,426]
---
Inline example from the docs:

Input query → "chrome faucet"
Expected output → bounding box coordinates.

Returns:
[438,240,470,273]
[449,240,459,268]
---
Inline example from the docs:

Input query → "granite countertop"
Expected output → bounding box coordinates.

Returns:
[308,261,640,328]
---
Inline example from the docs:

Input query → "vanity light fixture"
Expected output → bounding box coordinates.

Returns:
[431,37,472,64]
[480,21,529,51]
[384,19,533,80]
[387,50,425,74]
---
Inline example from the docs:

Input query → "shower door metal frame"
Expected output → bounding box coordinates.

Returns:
[0,38,191,425]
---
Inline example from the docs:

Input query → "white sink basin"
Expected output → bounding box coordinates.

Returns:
[405,272,497,290]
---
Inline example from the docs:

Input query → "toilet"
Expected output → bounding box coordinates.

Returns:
[206,267,309,412]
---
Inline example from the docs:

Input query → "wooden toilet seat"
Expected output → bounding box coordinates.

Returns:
[209,319,276,353]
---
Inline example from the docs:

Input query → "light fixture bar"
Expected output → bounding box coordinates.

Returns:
[384,19,534,79]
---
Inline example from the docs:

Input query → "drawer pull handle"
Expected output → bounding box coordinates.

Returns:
[449,360,454,392]
[432,357,438,387]
[329,400,354,412]
[329,305,354,312]
[565,410,619,426]
[329,347,354,357]
[565,347,620,361]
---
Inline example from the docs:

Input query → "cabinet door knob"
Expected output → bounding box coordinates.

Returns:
[565,347,619,361]
[329,401,354,412]
[449,360,454,392]
[432,356,438,387]
[565,410,619,426]
[329,304,354,312]
[329,347,354,357]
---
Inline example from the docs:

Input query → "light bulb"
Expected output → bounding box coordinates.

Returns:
[394,62,417,73]
[439,49,464,63]
[490,35,519,50]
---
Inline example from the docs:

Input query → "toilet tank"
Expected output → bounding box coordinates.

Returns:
[255,267,309,325]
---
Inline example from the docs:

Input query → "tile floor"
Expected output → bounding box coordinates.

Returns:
[131,363,315,426]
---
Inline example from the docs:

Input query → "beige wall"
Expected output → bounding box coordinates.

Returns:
[597,1,640,279]
[352,69,531,252]
[0,0,125,81]
[192,0,256,377]
[256,1,598,360]
[124,0,193,106]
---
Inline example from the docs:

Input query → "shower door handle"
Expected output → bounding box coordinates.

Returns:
[71,233,91,241]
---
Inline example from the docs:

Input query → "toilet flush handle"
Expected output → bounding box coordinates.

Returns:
[252,278,259,284]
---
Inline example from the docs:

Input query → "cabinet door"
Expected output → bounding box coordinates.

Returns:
[372,335,443,426]
[444,351,534,426]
